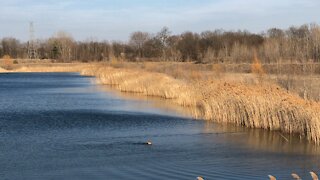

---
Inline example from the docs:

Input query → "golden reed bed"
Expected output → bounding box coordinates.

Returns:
[5,63,320,145]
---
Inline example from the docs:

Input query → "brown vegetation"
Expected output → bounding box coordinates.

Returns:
[12,63,85,73]
[251,54,264,75]
[5,62,320,145]
[251,53,265,83]
[1,55,13,70]
[2,23,320,144]
[76,63,320,144]
[103,60,320,101]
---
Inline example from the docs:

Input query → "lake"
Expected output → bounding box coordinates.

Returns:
[0,73,319,180]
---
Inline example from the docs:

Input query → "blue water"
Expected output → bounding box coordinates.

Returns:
[0,73,319,180]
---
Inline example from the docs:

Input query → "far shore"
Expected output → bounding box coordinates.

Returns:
[1,61,320,144]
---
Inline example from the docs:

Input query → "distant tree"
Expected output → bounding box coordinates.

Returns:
[309,24,320,62]
[37,42,48,59]
[111,42,125,59]
[176,32,200,62]
[166,35,182,61]
[47,38,61,60]
[143,38,162,58]
[0,45,3,57]
[1,38,20,58]
[199,30,224,61]
[267,28,285,39]
[129,31,150,58]
[156,27,171,60]
[157,27,171,47]
[49,31,75,62]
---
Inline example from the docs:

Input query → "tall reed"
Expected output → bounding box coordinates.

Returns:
[80,65,320,144]
[11,63,320,144]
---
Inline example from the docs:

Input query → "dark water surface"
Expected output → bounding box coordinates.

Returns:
[0,73,319,180]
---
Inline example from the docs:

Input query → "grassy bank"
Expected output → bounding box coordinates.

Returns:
[80,64,320,144]
[3,62,320,144]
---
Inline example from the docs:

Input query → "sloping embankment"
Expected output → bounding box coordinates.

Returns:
[8,64,320,144]
[80,65,320,144]
[12,64,85,73]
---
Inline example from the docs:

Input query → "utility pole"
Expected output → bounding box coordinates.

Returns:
[28,22,38,59]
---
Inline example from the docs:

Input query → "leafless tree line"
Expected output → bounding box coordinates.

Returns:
[1,24,319,100]
[1,24,320,65]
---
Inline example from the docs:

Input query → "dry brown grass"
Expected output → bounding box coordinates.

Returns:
[251,54,266,84]
[0,55,14,70]
[132,61,320,101]
[79,64,320,144]
[251,54,265,75]
[81,66,195,103]
[9,62,320,144]
[211,63,225,79]
[11,63,86,73]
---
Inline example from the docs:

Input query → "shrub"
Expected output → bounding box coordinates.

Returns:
[251,53,265,83]
[2,55,14,70]
[251,54,264,75]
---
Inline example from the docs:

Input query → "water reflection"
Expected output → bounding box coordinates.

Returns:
[1,73,320,180]
[96,84,194,118]
[98,84,320,156]
[203,122,320,155]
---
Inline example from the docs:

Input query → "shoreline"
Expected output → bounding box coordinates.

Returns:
[3,63,320,144]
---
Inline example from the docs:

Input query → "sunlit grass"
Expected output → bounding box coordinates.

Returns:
[9,62,320,144]
[80,63,320,144]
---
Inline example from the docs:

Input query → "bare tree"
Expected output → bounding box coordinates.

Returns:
[50,31,75,62]
[176,32,200,62]
[156,27,171,60]
[1,38,21,58]
[129,31,150,59]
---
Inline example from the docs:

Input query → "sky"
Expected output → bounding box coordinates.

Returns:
[0,0,319,41]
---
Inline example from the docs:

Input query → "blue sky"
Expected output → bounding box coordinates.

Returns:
[0,0,319,41]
